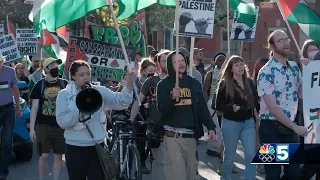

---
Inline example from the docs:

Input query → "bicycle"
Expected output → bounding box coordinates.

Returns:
[109,114,153,180]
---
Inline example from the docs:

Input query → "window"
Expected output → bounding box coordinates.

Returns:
[164,29,173,50]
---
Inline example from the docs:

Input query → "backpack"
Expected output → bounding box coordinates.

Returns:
[145,76,159,122]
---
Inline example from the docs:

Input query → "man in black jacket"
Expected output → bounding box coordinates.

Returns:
[154,51,216,180]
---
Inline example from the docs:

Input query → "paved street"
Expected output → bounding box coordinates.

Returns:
[6,134,266,180]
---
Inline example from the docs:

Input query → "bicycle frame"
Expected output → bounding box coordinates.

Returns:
[118,129,133,174]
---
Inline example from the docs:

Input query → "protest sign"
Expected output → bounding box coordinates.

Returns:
[65,36,136,81]
[0,24,3,37]
[174,0,216,38]
[230,7,259,41]
[89,13,147,57]
[16,28,38,55]
[0,34,20,63]
[303,60,320,144]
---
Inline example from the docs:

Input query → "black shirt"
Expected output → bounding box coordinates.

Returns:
[164,77,195,130]
[140,76,161,123]
[216,79,258,121]
[30,79,68,127]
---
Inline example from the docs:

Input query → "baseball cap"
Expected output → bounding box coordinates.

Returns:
[194,48,203,55]
[43,57,62,68]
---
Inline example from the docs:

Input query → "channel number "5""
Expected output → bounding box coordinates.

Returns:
[276,145,289,162]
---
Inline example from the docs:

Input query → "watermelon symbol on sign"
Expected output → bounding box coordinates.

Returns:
[110,59,120,68]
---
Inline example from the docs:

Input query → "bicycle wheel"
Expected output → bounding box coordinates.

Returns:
[124,144,142,180]
[110,138,120,176]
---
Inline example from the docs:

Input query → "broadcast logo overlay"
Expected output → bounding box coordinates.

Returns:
[251,144,297,164]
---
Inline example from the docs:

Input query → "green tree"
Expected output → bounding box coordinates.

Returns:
[147,5,175,30]
[0,0,33,29]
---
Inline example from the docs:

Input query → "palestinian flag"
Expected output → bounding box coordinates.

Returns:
[277,0,320,45]
[310,108,320,120]
[6,16,16,39]
[116,0,176,20]
[230,0,257,28]
[29,0,109,35]
[0,81,9,92]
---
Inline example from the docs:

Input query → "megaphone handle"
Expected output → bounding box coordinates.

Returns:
[133,83,141,106]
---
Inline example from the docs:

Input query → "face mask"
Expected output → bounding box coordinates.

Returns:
[49,67,59,78]
[147,73,155,77]
[308,50,319,60]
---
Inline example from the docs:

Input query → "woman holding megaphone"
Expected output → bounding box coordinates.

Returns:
[56,60,136,180]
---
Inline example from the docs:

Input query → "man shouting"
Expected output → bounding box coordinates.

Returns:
[154,51,216,180]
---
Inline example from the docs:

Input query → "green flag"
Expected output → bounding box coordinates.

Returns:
[29,0,109,35]
[278,0,320,45]
[116,0,176,20]
[230,0,257,28]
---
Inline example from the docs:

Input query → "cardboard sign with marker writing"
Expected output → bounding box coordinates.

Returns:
[65,36,136,81]
[0,34,20,63]
[16,28,38,55]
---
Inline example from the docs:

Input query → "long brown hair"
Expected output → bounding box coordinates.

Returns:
[217,55,254,108]
[301,39,319,58]
[253,58,269,81]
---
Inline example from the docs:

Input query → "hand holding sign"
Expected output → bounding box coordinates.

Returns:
[125,71,138,90]
[171,87,181,100]
[301,57,311,65]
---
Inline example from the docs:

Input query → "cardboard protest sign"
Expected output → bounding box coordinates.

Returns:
[16,28,38,55]
[174,0,216,38]
[0,24,3,37]
[0,34,21,63]
[65,36,136,81]
[230,7,259,41]
[88,13,147,57]
[303,60,320,144]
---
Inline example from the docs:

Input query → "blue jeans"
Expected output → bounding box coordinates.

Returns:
[221,118,256,180]
[259,120,300,180]
[0,104,15,176]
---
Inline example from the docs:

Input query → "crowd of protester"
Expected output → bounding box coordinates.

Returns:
[0,29,319,180]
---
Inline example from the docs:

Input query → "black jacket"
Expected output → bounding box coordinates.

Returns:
[152,51,216,138]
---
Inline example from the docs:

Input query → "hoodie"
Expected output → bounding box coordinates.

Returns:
[56,85,133,146]
[154,51,216,138]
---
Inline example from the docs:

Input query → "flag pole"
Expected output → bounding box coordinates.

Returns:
[189,37,195,76]
[175,0,180,91]
[171,0,180,102]
[275,0,301,56]
[6,15,9,34]
[108,0,141,106]
[240,41,243,57]
[227,0,230,54]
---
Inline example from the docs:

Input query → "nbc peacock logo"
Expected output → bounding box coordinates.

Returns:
[258,144,276,163]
